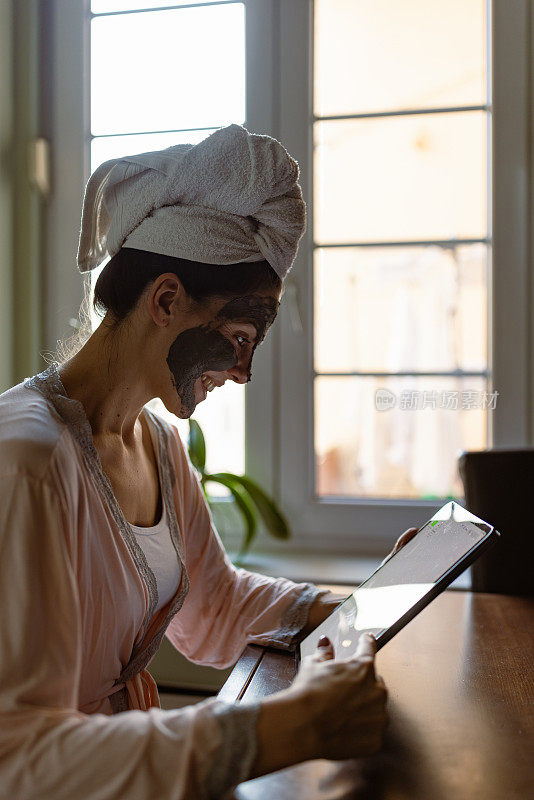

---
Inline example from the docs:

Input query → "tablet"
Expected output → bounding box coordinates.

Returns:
[298,501,500,662]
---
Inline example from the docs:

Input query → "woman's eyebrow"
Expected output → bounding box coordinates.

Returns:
[248,317,276,340]
[217,297,279,341]
[239,325,259,344]
[235,319,262,336]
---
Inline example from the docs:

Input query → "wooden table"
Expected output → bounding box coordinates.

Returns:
[218,589,534,800]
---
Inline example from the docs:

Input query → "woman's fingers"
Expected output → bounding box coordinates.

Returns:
[315,635,334,661]
[379,526,419,569]
[349,633,377,680]
[392,526,418,554]
[291,630,390,762]
[354,632,377,659]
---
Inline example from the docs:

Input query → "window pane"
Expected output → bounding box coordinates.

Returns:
[314,0,486,116]
[315,375,488,499]
[92,1,224,13]
[314,244,487,373]
[314,112,487,243]
[91,4,245,135]
[91,128,217,170]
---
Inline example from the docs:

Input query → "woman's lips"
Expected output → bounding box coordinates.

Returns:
[197,374,223,402]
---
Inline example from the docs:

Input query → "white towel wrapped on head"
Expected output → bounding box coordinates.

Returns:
[77,124,306,281]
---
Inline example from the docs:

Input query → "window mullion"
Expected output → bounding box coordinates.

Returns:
[277,0,317,537]
[242,0,278,500]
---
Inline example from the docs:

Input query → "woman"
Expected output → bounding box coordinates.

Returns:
[0,125,410,799]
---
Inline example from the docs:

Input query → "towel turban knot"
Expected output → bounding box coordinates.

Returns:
[77,123,307,281]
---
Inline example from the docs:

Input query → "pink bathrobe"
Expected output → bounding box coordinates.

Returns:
[0,365,325,799]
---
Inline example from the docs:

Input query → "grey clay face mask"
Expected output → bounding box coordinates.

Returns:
[166,294,279,417]
[214,294,279,380]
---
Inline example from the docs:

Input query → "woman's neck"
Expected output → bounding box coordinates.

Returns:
[58,320,154,441]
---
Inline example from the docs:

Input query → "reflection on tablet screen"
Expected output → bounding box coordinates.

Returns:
[300,506,488,660]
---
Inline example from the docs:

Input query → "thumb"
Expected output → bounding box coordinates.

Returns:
[315,635,334,661]
[393,527,418,553]
[354,632,377,662]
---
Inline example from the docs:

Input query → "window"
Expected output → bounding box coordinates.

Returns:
[89,0,247,479]
[313,0,489,500]
[276,0,530,552]
[45,0,532,555]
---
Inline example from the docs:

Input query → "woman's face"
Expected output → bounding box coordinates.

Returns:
[164,289,281,418]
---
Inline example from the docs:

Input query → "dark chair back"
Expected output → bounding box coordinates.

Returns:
[458,449,534,595]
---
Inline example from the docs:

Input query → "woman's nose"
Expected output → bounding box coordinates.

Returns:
[225,352,252,384]
[225,363,250,384]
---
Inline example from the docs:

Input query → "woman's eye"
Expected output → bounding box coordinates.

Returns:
[236,335,249,346]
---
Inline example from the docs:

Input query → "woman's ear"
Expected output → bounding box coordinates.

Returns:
[147,273,188,327]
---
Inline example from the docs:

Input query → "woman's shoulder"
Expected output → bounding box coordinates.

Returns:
[0,377,69,482]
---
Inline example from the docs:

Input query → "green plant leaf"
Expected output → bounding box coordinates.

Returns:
[204,473,258,557]
[188,418,206,473]
[209,472,290,540]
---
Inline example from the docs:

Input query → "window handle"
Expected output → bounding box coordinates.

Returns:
[28,138,50,197]
[285,281,304,334]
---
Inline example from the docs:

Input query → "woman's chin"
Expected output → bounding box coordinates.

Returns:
[161,380,207,418]
[179,392,207,418]
[159,394,196,419]
[194,381,208,406]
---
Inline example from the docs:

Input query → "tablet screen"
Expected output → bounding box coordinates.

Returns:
[299,502,492,660]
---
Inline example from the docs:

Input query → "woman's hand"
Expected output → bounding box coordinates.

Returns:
[391,526,419,555]
[251,633,388,778]
[379,526,419,567]
[289,633,388,761]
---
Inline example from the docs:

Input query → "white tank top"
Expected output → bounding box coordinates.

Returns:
[129,418,181,613]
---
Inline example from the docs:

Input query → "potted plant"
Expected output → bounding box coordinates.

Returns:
[187,419,290,564]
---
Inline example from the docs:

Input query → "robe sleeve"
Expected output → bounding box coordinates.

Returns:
[0,471,260,800]
[164,428,330,668]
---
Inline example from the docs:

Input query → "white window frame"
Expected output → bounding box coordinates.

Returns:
[273,0,532,555]
[44,0,533,557]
